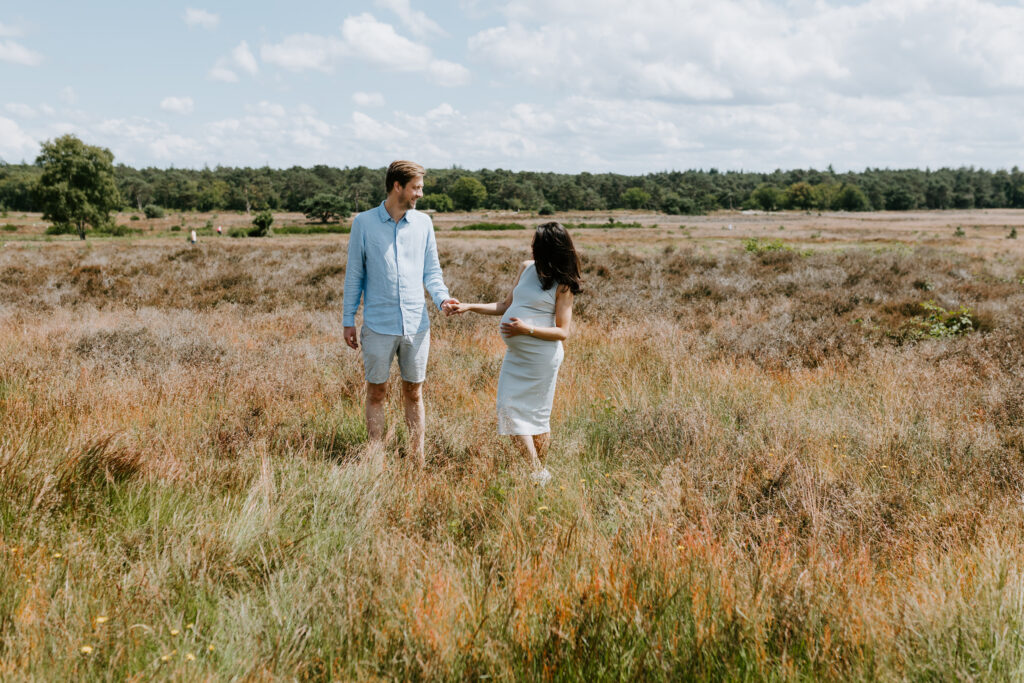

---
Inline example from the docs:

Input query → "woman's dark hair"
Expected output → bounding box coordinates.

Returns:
[532,221,582,295]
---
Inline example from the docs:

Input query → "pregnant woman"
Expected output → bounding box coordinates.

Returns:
[452,222,582,485]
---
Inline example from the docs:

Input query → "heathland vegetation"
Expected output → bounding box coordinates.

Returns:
[1,216,1023,678]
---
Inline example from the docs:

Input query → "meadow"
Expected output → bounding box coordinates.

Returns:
[1,210,1024,680]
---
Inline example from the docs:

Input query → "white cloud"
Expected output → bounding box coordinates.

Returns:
[209,65,238,82]
[232,41,259,75]
[351,111,408,142]
[373,0,447,38]
[246,101,286,117]
[353,91,385,107]
[59,87,76,104]
[150,134,204,160]
[341,13,430,70]
[0,117,36,159]
[208,40,259,83]
[0,22,21,37]
[428,60,470,87]
[261,34,344,72]
[0,40,42,66]
[4,103,37,118]
[160,96,195,114]
[184,8,219,29]
[261,14,468,86]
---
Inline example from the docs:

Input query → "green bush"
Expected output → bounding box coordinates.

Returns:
[538,204,555,216]
[170,225,181,232]
[2,224,18,232]
[563,221,643,230]
[250,210,273,237]
[130,215,140,221]
[274,224,350,235]
[143,204,165,219]
[1009,227,1017,239]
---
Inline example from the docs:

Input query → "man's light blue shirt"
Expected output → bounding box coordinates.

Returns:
[342,201,450,335]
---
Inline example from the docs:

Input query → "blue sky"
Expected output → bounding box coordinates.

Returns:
[2,0,1023,173]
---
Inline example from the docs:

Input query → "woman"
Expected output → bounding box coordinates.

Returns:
[452,222,582,485]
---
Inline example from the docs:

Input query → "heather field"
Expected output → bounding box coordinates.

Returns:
[2,210,1024,680]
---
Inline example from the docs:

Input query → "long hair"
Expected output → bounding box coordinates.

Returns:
[532,222,582,295]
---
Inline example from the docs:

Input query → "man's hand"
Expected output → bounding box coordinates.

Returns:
[441,298,461,316]
[344,326,359,349]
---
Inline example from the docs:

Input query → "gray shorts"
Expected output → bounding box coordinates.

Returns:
[360,325,430,384]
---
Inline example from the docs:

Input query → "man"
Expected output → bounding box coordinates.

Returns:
[342,160,458,465]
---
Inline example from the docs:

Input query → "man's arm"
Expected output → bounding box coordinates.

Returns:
[342,218,365,349]
[422,222,455,313]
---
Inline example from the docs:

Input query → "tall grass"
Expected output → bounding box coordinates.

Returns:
[1,231,1023,679]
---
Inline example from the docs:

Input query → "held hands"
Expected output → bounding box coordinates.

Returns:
[441,298,463,316]
[500,317,532,337]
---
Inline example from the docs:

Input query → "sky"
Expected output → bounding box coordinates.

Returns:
[2,0,1023,174]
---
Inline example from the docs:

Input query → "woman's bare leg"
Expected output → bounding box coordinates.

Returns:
[511,434,543,471]
[532,432,550,463]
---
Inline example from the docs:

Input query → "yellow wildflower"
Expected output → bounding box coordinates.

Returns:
[537,506,550,512]
[80,645,93,654]
[171,629,180,636]
[186,653,196,662]
[95,616,108,624]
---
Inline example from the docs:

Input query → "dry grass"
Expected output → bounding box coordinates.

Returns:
[1,216,1024,679]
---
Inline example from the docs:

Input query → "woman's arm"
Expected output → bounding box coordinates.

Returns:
[500,285,574,341]
[451,261,529,316]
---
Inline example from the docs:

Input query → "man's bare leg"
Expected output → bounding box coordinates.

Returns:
[402,380,425,466]
[366,382,388,443]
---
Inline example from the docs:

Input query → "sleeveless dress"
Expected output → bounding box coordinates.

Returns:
[497,262,564,435]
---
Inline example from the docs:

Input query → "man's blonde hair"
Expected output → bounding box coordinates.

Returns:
[385,160,425,194]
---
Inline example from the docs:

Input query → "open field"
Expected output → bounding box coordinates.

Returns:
[2,211,1024,679]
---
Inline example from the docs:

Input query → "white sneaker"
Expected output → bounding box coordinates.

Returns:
[531,468,552,486]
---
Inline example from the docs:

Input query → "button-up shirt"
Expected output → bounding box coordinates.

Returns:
[342,201,450,335]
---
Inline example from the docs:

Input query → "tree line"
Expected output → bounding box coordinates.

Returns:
[4,136,1024,235]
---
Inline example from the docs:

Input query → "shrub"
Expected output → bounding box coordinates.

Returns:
[130,215,140,221]
[274,224,350,235]
[452,223,525,231]
[143,204,165,219]
[2,224,17,232]
[170,225,181,232]
[954,225,966,237]
[1009,227,1018,239]
[250,210,274,237]
[538,204,555,216]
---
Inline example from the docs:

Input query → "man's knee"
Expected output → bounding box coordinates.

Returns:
[366,382,388,404]
[401,381,423,403]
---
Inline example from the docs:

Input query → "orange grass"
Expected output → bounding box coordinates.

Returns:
[1,221,1024,679]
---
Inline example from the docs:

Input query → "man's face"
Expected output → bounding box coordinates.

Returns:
[395,176,424,209]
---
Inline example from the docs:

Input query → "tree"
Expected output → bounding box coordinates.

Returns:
[835,184,870,211]
[750,184,783,211]
[301,193,351,223]
[35,135,121,240]
[449,176,487,211]
[785,181,816,210]
[250,210,273,237]
[621,187,651,209]
[418,193,454,212]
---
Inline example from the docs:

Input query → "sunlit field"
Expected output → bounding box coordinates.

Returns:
[2,211,1024,679]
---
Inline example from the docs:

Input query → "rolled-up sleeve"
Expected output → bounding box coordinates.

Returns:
[342,219,365,327]
[422,224,450,311]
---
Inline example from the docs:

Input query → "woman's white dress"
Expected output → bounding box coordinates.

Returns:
[497,262,564,435]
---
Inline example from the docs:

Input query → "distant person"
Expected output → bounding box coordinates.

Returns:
[342,160,459,466]
[190,229,197,244]
[450,222,581,485]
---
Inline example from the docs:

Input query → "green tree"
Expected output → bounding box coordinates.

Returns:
[418,193,454,212]
[621,187,651,209]
[750,184,783,211]
[250,210,273,237]
[301,193,351,223]
[835,184,870,211]
[785,181,816,210]
[34,135,121,240]
[449,176,487,211]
